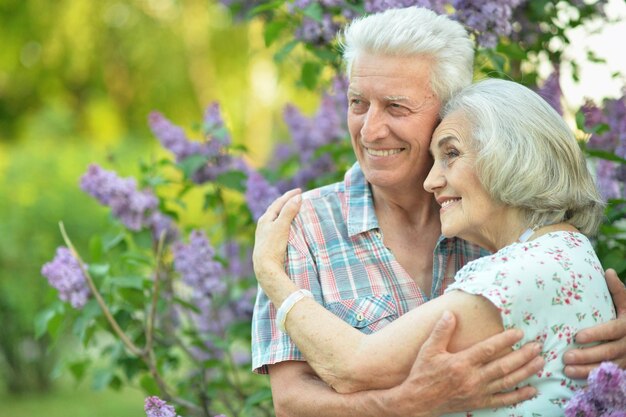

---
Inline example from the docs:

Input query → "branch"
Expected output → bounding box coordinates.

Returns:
[59,221,144,357]
[144,230,167,356]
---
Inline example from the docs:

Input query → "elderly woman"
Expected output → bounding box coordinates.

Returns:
[253,78,617,415]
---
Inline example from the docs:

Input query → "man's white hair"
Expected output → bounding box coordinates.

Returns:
[340,7,475,105]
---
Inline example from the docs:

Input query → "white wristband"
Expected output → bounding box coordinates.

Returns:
[276,289,313,333]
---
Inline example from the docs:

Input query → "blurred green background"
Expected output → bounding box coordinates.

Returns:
[2,0,625,416]
[0,1,323,415]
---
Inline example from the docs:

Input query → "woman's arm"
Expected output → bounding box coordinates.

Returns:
[253,190,508,393]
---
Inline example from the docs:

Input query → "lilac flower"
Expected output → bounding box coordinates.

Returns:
[295,14,339,45]
[587,362,626,410]
[173,230,227,297]
[80,164,158,231]
[148,112,204,161]
[144,396,180,417]
[565,361,626,416]
[364,0,445,14]
[452,0,524,48]
[245,170,281,221]
[272,76,348,192]
[537,66,562,115]
[596,160,621,201]
[150,105,246,185]
[41,247,91,309]
[221,240,253,280]
[147,211,180,244]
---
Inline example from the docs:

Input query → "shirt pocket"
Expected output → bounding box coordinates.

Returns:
[325,294,398,334]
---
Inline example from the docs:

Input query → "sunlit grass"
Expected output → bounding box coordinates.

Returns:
[2,383,145,417]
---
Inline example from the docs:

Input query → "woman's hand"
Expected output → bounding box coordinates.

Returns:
[252,189,302,306]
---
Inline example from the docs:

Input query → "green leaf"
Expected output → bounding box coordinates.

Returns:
[68,359,91,382]
[264,20,288,47]
[302,2,323,21]
[139,374,160,395]
[177,154,210,179]
[585,149,626,165]
[244,387,273,410]
[92,368,114,391]
[274,39,298,62]
[109,275,145,290]
[34,304,64,339]
[301,61,321,90]
[601,249,626,275]
[216,170,247,191]
[248,0,284,16]
[89,235,104,263]
[88,263,110,278]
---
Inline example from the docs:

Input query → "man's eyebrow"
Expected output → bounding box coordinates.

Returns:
[383,95,410,101]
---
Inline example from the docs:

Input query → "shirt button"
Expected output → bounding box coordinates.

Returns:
[356,313,365,322]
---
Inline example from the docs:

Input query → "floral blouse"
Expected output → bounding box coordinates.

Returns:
[444,231,616,417]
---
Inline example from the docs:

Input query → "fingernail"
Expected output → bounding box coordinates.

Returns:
[533,343,542,354]
[563,352,573,363]
[291,194,302,203]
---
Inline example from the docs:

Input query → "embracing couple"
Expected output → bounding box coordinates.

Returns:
[250,7,626,416]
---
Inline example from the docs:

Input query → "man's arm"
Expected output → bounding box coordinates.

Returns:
[269,312,543,417]
[564,269,626,378]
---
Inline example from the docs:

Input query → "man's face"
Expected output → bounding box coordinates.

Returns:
[347,52,441,192]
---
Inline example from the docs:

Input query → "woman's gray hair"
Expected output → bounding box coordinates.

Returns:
[442,78,605,236]
[340,7,474,105]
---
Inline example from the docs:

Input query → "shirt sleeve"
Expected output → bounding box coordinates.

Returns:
[251,208,323,374]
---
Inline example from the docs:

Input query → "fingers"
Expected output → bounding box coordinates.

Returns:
[417,311,457,359]
[258,189,302,223]
[484,385,537,409]
[565,337,626,365]
[574,315,626,345]
[485,353,544,393]
[463,328,524,365]
[564,363,597,380]
[605,268,626,315]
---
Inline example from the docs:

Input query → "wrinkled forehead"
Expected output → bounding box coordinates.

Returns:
[430,110,476,151]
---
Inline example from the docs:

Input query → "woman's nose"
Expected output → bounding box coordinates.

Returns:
[424,163,444,193]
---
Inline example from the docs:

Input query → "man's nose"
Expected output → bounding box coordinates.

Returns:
[360,108,389,142]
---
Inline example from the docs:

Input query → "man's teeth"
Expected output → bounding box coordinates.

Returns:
[366,148,402,157]
[441,199,460,208]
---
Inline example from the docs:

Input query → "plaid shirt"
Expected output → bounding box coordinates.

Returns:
[251,163,487,374]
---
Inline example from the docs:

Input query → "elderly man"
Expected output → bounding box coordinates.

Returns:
[252,7,626,416]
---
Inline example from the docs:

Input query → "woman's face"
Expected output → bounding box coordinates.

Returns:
[423,111,513,251]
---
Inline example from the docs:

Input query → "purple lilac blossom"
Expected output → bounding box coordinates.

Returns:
[147,211,180,244]
[565,362,626,416]
[144,396,180,417]
[173,230,227,297]
[587,362,626,410]
[273,76,348,191]
[41,247,91,309]
[295,15,339,44]
[80,164,159,231]
[537,66,562,115]
[596,160,621,201]
[245,170,281,221]
[364,0,445,14]
[221,240,253,280]
[452,0,524,48]
[150,104,247,185]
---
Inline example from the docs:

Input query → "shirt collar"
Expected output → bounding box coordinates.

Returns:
[346,162,380,237]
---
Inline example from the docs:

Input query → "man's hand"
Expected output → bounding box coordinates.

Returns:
[385,311,544,417]
[563,269,626,379]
